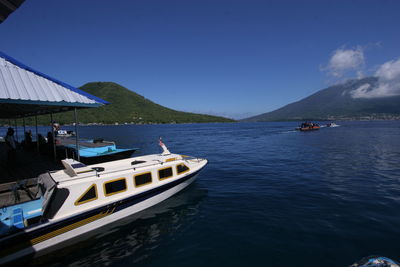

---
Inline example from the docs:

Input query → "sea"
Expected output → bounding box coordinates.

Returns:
[5,121,400,266]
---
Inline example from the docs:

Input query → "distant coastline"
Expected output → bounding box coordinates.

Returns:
[4,118,400,128]
[0,121,238,127]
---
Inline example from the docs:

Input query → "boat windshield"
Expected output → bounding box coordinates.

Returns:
[37,173,57,211]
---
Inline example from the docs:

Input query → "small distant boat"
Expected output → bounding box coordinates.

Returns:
[57,137,138,164]
[326,122,339,127]
[56,129,75,137]
[295,122,320,131]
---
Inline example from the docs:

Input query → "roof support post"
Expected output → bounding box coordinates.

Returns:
[14,119,18,142]
[35,115,39,152]
[74,108,80,161]
[50,113,56,161]
[23,118,26,136]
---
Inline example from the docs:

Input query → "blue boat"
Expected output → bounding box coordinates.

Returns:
[57,138,138,164]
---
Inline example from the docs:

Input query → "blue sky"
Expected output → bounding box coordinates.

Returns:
[1,0,399,119]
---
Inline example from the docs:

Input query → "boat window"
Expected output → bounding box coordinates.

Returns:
[176,163,190,174]
[131,160,146,165]
[75,184,97,205]
[104,178,127,196]
[134,172,152,187]
[158,167,173,180]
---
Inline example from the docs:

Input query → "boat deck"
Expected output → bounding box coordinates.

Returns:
[0,178,39,208]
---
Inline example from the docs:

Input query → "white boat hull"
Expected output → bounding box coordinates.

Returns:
[1,173,199,264]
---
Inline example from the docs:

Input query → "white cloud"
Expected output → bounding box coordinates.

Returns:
[350,58,400,98]
[325,46,365,77]
[349,83,371,98]
[376,58,400,81]
[356,70,365,79]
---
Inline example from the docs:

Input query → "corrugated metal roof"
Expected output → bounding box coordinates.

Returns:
[0,57,96,104]
[0,52,108,105]
[0,51,109,118]
[0,0,25,23]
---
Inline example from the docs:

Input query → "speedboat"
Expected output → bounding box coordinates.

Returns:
[56,130,75,137]
[326,122,339,127]
[295,122,320,131]
[0,141,207,264]
[57,137,138,164]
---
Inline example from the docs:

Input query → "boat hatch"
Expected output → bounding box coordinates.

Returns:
[62,159,95,177]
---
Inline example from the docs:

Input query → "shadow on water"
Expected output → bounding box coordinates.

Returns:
[30,184,207,267]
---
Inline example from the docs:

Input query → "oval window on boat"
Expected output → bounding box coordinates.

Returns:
[134,172,152,187]
[104,178,127,196]
[75,184,98,205]
[176,163,190,174]
[131,160,146,166]
[158,167,173,180]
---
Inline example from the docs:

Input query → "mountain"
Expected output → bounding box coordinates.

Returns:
[23,82,235,125]
[243,77,400,122]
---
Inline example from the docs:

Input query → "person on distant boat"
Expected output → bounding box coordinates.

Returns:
[5,127,17,166]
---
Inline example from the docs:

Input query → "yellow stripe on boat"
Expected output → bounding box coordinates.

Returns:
[31,209,114,245]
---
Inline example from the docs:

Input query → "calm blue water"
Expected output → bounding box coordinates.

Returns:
[32,121,400,266]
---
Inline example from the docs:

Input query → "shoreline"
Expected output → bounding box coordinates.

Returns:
[1,118,400,128]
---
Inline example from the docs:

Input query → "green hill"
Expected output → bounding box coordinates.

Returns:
[243,77,400,122]
[47,82,234,124]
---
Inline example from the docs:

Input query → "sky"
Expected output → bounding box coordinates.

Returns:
[1,0,399,119]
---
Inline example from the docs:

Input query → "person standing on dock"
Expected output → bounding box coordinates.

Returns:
[5,127,17,166]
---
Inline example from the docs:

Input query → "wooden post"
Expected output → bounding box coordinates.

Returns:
[74,108,80,161]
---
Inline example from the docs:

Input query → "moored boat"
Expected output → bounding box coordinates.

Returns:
[0,141,207,264]
[57,137,138,164]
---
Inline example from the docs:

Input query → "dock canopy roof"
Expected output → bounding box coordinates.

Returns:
[0,51,109,118]
[0,0,25,23]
